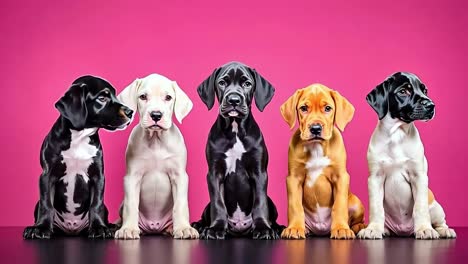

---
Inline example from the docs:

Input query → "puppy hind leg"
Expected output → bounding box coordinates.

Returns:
[348,194,366,234]
[267,196,285,236]
[191,203,211,233]
[430,201,456,238]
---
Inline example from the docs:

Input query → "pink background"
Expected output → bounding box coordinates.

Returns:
[1,0,467,227]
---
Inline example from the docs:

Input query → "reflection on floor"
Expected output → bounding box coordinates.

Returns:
[2,227,465,264]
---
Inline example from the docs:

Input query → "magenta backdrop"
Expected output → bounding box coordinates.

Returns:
[1,0,467,227]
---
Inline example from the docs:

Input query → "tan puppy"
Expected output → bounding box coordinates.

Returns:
[280,84,365,239]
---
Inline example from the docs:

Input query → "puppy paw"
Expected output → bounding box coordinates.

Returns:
[252,227,279,240]
[23,225,52,239]
[88,225,114,239]
[115,226,140,240]
[357,226,385,239]
[351,223,367,234]
[415,227,439,239]
[435,227,456,239]
[173,226,199,239]
[200,227,226,240]
[331,227,355,239]
[281,226,306,239]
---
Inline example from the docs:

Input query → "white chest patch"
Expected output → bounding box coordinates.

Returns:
[228,204,253,232]
[305,143,330,187]
[60,128,98,214]
[224,125,246,175]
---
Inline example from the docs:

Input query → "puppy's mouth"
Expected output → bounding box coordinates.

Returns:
[307,136,325,142]
[220,106,248,118]
[147,124,164,130]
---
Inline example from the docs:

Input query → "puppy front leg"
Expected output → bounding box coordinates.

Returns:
[115,174,142,239]
[170,170,199,239]
[23,173,55,239]
[200,171,228,240]
[330,171,354,239]
[281,173,306,239]
[88,164,113,239]
[411,171,439,239]
[251,171,277,240]
[357,170,386,239]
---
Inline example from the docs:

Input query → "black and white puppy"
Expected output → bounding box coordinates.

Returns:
[192,61,283,240]
[23,76,133,239]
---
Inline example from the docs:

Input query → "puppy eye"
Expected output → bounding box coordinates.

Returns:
[165,95,172,101]
[397,88,411,96]
[139,94,147,101]
[97,96,107,102]
[218,80,227,87]
[242,81,253,88]
[324,106,332,112]
[299,105,308,113]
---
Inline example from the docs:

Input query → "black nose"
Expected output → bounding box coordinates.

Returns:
[421,99,435,109]
[150,111,163,122]
[227,94,242,106]
[310,124,322,136]
[123,107,133,118]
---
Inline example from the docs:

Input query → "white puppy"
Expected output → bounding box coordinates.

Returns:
[115,74,198,239]
[357,72,456,240]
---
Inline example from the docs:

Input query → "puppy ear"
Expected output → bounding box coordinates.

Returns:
[117,78,142,112]
[172,81,193,123]
[55,83,88,130]
[366,76,393,120]
[280,89,303,130]
[197,68,220,110]
[331,90,355,132]
[251,69,275,111]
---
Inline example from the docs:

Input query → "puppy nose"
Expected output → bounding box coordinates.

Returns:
[310,124,322,136]
[421,99,435,108]
[123,107,133,118]
[150,111,163,122]
[227,94,242,106]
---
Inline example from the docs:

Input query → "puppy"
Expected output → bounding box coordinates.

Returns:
[192,61,283,239]
[357,72,456,239]
[280,84,365,239]
[115,74,198,239]
[23,76,133,239]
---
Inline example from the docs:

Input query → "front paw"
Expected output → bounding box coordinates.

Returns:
[357,225,385,239]
[200,227,227,240]
[115,226,141,240]
[88,225,114,239]
[23,225,52,239]
[252,226,279,240]
[331,227,355,239]
[281,226,306,239]
[173,226,199,239]
[415,227,439,240]
[435,227,456,239]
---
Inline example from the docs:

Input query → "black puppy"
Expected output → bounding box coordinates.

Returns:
[23,76,133,239]
[192,61,283,240]
[366,72,435,121]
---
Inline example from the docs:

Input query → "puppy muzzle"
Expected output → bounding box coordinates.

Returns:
[411,99,435,121]
[220,92,248,117]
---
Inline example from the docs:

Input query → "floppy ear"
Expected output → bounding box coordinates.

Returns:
[172,81,193,123]
[330,90,355,132]
[366,76,393,120]
[55,83,88,130]
[197,68,220,110]
[117,78,142,112]
[251,69,275,111]
[280,89,303,130]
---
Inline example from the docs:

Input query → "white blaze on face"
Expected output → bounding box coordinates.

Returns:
[225,121,246,175]
[305,143,330,187]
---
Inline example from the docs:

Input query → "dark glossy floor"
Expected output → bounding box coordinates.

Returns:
[0,227,466,264]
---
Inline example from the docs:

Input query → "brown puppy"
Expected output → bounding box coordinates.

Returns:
[280,84,365,239]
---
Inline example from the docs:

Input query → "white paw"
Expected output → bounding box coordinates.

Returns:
[173,226,199,239]
[115,226,140,240]
[357,226,385,239]
[415,227,439,240]
[435,227,456,239]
